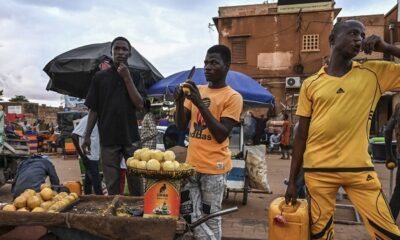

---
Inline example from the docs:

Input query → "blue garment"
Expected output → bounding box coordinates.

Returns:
[12,155,60,198]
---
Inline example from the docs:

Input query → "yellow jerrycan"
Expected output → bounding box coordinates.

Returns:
[268,197,309,240]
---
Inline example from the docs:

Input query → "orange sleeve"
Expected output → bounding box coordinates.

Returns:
[221,92,243,122]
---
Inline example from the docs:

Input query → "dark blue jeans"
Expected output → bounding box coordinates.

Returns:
[83,159,102,195]
[389,160,400,220]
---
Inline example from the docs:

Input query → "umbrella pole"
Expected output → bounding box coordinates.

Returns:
[240,120,244,153]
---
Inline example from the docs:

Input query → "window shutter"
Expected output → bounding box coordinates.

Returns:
[231,38,247,63]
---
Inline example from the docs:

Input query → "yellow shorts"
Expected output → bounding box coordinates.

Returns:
[305,171,400,240]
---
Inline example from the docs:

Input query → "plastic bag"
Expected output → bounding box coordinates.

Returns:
[244,145,271,192]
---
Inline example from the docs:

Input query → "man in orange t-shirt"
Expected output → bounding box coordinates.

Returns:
[175,45,243,240]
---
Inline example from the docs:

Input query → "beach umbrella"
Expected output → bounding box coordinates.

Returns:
[44,42,163,99]
[148,68,275,107]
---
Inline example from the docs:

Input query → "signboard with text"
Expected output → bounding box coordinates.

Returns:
[277,0,332,13]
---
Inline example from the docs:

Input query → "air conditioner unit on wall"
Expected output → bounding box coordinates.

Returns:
[285,76,301,88]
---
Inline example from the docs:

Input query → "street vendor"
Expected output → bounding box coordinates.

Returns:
[285,20,400,239]
[175,45,243,240]
[83,36,146,196]
[12,154,60,198]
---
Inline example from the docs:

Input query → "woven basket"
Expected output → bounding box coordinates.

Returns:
[128,167,195,179]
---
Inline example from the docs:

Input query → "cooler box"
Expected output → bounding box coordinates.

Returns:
[268,197,309,240]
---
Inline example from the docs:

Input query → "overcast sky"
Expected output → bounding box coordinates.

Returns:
[0,0,397,106]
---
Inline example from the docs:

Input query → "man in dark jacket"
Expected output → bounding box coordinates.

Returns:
[12,155,60,198]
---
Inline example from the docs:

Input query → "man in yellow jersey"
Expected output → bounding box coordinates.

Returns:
[285,19,400,240]
[175,45,243,240]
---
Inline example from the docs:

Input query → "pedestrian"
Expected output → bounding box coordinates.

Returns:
[280,113,291,159]
[12,155,60,198]
[250,112,268,145]
[285,19,400,239]
[384,103,400,221]
[175,44,243,240]
[83,36,145,196]
[72,115,102,195]
[243,110,256,145]
[47,129,58,153]
[268,128,280,152]
[140,99,157,149]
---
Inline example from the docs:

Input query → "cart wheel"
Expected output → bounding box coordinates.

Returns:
[242,176,249,205]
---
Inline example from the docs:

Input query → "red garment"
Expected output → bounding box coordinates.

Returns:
[281,120,290,145]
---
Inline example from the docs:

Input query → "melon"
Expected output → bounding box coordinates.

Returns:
[17,207,29,212]
[147,159,161,171]
[162,161,175,171]
[173,161,180,169]
[70,193,78,200]
[40,201,54,210]
[128,159,140,168]
[13,196,27,209]
[140,149,151,161]
[163,150,176,161]
[58,192,68,198]
[40,188,54,201]
[22,189,36,198]
[137,161,147,169]
[2,204,16,212]
[27,196,41,210]
[40,183,51,191]
[133,149,142,160]
[66,195,75,203]
[32,207,45,212]
[151,150,164,162]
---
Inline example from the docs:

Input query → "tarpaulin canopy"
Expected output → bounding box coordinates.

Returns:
[148,68,275,107]
[44,42,163,99]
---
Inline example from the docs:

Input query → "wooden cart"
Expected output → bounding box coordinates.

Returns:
[0,195,177,240]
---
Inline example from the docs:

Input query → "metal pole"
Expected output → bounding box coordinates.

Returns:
[389,23,395,197]
[390,169,394,198]
[240,119,244,153]
[389,23,395,61]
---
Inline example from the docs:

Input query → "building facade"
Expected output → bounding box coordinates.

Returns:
[213,1,340,114]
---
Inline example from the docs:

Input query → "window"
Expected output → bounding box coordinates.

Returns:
[231,38,247,63]
[302,34,320,52]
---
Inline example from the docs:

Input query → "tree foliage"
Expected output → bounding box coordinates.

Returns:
[9,95,29,102]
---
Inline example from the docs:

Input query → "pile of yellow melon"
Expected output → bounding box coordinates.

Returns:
[1,183,78,213]
[127,148,191,172]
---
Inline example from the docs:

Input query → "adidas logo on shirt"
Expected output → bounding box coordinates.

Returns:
[336,88,345,94]
[366,174,374,181]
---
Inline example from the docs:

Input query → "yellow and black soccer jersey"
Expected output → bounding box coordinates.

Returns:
[297,61,400,170]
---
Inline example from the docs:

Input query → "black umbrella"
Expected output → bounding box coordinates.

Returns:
[44,42,163,99]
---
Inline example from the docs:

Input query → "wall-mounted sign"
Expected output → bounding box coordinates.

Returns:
[277,0,332,13]
[8,105,22,114]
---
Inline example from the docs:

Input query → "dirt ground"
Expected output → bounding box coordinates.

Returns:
[223,153,400,240]
[0,152,399,239]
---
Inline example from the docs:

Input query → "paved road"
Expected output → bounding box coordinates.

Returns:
[0,152,399,239]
